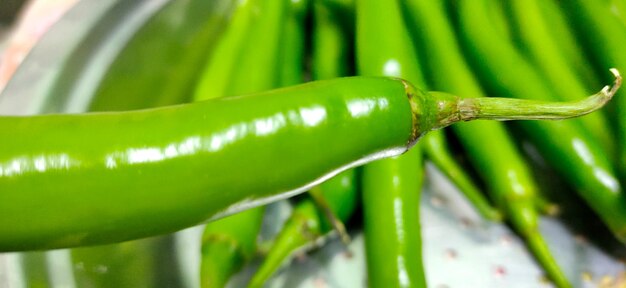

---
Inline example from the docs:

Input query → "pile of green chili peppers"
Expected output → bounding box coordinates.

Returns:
[1,0,626,287]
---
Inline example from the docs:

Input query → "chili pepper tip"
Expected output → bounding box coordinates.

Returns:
[607,68,622,97]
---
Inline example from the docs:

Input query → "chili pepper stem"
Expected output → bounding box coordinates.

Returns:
[309,186,352,245]
[417,69,621,132]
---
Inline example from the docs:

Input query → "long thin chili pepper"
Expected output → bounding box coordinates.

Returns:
[356,0,429,286]
[422,131,502,221]
[278,0,310,87]
[192,0,258,101]
[248,1,358,285]
[558,0,626,182]
[535,0,601,90]
[404,1,575,286]
[0,75,618,252]
[504,0,615,158]
[457,0,626,248]
[198,0,289,286]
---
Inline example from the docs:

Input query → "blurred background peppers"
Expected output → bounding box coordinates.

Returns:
[1,0,626,287]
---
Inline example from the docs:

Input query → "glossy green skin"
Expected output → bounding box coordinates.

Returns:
[249,4,357,285]
[362,148,425,288]
[198,0,289,285]
[458,0,626,243]
[559,0,626,184]
[195,0,267,284]
[357,0,427,286]
[0,77,417,251]
[403,1,569,286]
[504,0,615,158]
[227,0,289,95]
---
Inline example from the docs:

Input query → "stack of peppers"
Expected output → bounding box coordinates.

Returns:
[1,0,626,287]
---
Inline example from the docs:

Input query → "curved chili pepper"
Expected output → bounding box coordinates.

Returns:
[404,1,575,286]
[198,0,289,286]
[0,77,407,251]
[558,0,626,183]
[504,0,615,158]
[457,0,626,249]
[0,76,617,252]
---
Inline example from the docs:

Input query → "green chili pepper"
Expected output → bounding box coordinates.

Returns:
[198,0,289,286]
[403,1,575,286]
[558,0,626,182]
[536,0,601,90]
[248,170,358,287]
[192,0,258,101]
[362,148,424,288]
[69,2,232,286]
[278,0,311,87]
[356,0,428,286]
[422,131,502,221]
[457,0,626,248]
[359,0,494,229]
[504,0,615,158]
[312,0,354,80]
[200,207,264,288]
[249,2,357,285]
[0,75,618,252]
[227,0,289,94]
